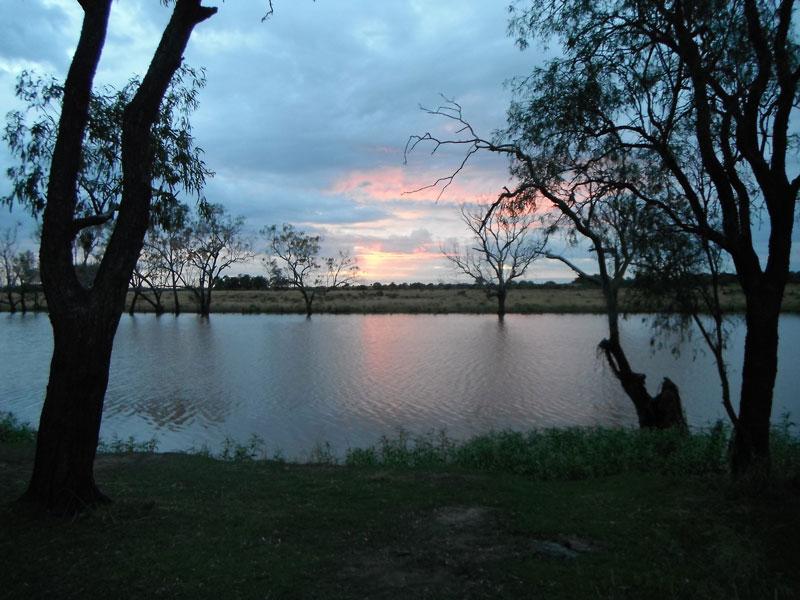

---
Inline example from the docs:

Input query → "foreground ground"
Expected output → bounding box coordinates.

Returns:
[5,282,800,314]
[2,440,799,599]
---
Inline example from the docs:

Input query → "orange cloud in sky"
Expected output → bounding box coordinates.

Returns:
[355,244,443,282]
[328,166,509,204]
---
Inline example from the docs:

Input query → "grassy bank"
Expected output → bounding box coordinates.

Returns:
[4,282,800,314]
[2,416,799,599]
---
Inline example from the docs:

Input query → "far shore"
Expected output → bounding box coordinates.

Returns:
[3,282,800,315]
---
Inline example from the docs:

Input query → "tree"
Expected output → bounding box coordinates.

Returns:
[502,0,799,477]
[443,199,545,319]
[408,0,799,476]
[129,199,193,315]
[0,0,216,513]
[183,203,253,317]
[264,223,358,317]
[0,225,21,312]
[143,209,192,315]
[12,249,40,313]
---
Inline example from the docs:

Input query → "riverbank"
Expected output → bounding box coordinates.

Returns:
[4,282,800,314]
[2,421,799,599]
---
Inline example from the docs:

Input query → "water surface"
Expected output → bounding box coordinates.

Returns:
[1,313,798,458]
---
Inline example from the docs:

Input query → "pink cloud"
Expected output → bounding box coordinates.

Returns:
[327,166,510,204]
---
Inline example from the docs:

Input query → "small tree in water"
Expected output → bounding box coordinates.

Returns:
[183,203,253,317]
[443,199,545,320]
[264,223,358,317]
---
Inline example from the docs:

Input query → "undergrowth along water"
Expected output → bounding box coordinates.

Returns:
[2,411,798,481]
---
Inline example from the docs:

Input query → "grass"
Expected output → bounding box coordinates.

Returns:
[4,282,800,314]
[1,416,799,599]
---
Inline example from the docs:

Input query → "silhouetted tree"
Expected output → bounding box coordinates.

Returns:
[264,223,358,317]
[130,199,192,315]
[12,249,39,313]
[143,212,192,315]
[503,0,799,477]
[183,203,253,317]
[444,199,545,320]
[409,0,799,476]
[0,0,216,513]
[0,225,21,312]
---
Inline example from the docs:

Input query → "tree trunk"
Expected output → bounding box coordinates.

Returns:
[301,288,313,318]
[203,285,212,316]
[731,287,782,477]
[601,283,687,430]
[22,313,117,513]
[128,286,140,315]
[599,337,687,430]
[497,288,507,320]
[6,290,16,313]
[172,278,181,315]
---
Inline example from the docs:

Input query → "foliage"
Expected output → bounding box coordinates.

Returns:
[182,202,253,315]
[215,273,271,290]
[3,66,210,225]
[263,223,358,315]
[0,412,36,444]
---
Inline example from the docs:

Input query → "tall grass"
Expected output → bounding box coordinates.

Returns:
[3,409,798,481]
[346,422,800,481]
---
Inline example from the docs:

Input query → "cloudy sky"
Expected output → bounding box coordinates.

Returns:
[0,1,797,282]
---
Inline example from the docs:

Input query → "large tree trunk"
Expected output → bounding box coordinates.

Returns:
[731,286,783,477]
[23,0,216,514]
[22,312,117,513]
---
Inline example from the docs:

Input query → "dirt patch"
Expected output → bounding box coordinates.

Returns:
[93,452,164,471]
[341,505,599,597]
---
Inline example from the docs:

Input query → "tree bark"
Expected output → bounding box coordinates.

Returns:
[731,284,783,477]
[22,311,117,513]
[600,284,687,430]
[23,0,216,514]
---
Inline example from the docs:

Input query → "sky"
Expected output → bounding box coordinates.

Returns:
[0,1,797,283]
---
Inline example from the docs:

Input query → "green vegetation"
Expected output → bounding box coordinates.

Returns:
[0,412,36,444]
[2,415,799,599]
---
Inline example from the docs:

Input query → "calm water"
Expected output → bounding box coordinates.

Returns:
[1,313,798,458]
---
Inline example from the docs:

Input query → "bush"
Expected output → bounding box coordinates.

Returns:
[0,412,36,444]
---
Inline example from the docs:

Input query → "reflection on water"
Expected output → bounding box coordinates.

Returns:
[1,312,798,458]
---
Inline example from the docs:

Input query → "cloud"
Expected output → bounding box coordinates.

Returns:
[4,1,792,282]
